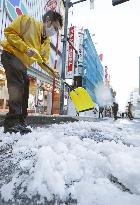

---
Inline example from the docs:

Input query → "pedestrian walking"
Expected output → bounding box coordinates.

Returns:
[99,106,104,118]
[112,102,118,120]
[0,10,63,134]
[127,102,133,120]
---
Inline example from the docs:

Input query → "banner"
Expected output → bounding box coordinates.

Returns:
[77,31,84,76]
[99,54,103,61]
[105,66,109,85]
[66,26,75,78]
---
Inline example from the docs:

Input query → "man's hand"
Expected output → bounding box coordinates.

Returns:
[49,67,60,78]
[25,48,37,57]
[53,70,60,78]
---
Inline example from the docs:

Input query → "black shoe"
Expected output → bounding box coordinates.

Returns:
[20,127,32,135]
[4,124,21,134]
[20,121,28,128]
[19,122,32,134]
[4,124,32,134]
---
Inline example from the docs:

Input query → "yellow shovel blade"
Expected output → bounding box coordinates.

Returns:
[70,90,85,112]
[69,87,94,112]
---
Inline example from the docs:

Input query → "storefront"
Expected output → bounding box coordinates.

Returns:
[0,63,8,111]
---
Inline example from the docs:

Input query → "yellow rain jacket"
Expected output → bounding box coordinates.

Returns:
[0,15,54,76]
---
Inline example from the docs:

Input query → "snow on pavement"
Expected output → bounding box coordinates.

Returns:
[0,119,140,205]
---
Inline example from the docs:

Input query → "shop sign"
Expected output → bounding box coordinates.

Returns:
[44,0,61,13]
[105,66,109,85]
[4,0,28,21]
[75,31,84,76]
[66,26,74,78]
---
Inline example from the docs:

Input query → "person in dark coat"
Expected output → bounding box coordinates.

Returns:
[99,106,104,118]
[112,102,118,120]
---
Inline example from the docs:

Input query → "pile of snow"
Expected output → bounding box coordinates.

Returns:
[0,119,140,204]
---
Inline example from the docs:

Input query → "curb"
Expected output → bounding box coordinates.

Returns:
[0,115,79,127]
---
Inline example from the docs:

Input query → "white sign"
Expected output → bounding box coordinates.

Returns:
[75,31,84,76]
[44,0,61,13]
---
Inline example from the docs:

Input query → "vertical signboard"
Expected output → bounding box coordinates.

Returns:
[66,26,75,78]
[105,65,110,86]
[76,30,84,76]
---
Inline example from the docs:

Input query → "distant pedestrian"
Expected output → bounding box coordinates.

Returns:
[99,106,104,118]
[127,102,133,120]
[112,102,118,120]
[108,106,112,117]
[93,107,98,114]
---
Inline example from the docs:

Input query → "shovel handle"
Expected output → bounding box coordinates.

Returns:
[30,48,74,90]
[42,62,73,90]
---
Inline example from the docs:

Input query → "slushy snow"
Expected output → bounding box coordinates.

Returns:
[0,119,140,204]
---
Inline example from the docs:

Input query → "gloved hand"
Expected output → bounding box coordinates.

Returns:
[25,48,38,57]
[50,68,60,78]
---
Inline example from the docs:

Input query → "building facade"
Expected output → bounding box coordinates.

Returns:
[66,27,104,112]
[0,0,63,114]
[82,29,104,103]
[129,88,140,117]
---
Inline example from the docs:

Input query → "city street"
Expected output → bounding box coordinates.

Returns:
[0,118,140,205]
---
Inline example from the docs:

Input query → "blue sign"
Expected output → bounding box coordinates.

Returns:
[5,0,28,20]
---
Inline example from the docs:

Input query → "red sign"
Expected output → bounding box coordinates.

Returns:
[68,26,74,72]
[99,54,103,61]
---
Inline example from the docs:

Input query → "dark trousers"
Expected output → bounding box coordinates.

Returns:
[99,112,103,118]
[128,111,133,120]
[1,51,29,127]
[113,111,118,120]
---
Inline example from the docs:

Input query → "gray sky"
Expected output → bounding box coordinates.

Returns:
[69,0,140,110]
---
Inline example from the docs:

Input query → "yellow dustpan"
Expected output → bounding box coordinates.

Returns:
[31,49,95,113]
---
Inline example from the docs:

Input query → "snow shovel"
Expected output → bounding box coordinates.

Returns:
[68,87,95,112]
[31,49,95,112]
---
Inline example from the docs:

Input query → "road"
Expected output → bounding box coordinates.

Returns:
[0,118,140,205]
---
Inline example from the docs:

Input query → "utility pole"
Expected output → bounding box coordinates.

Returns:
[60,0,70,115]
[60,0,86,115]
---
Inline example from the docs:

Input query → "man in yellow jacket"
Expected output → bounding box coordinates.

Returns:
[0,10,63,134]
